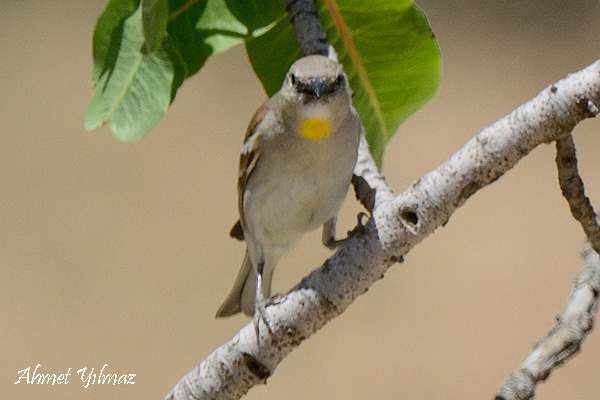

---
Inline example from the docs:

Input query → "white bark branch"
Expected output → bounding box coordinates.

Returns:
[164,60,600,400]
[496,243,600,400]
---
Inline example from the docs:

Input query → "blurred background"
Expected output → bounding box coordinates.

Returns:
[2,0,599,399]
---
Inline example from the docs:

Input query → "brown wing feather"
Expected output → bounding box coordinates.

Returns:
[229,104,269,240]
[229,220,244,240]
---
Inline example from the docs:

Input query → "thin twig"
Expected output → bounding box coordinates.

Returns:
[495,132,600,399]
[555,134,600,253]
[352,135,394,213]
[495,244,600,400]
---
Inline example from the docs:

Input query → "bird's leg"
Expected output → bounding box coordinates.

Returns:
[322,216,344,249]
[323,213,370,250]
[253,260,279,342]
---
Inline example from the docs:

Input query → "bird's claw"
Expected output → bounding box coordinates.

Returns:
[253,298,281,344]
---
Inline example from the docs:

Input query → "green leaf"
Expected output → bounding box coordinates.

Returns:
[246,0,441,166]
[245,11,302,96]
[91,0,140,85]
[167,0,282,78]
[142,0,169,52]
[85,1,185,140]
[88,0,284,140]
[167,0,237,78]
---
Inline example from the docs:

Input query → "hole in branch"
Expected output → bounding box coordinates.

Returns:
[400,208,419,227]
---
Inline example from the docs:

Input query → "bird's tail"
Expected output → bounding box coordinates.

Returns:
[216,252,274,317]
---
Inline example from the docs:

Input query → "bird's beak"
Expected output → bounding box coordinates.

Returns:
[307,78,326,99]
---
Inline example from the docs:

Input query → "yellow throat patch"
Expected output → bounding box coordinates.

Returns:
[300,119,331,141]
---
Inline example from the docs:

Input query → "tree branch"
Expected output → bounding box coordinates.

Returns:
[284,0,329,56]
[352,135,393,213]
[495,130,600,399]
[495,244,600,400]
[555,134,600,253]
[164,58,600,400]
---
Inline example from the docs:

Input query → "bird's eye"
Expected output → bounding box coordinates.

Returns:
[290,74,297,85]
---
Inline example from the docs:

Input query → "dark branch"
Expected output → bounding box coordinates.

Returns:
[555,134,600,252]
[284,0,329,56]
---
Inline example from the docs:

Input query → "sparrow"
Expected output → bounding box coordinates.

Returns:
[216,55,361,334]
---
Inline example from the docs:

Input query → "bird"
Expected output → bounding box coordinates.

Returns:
[215,54,361,334]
